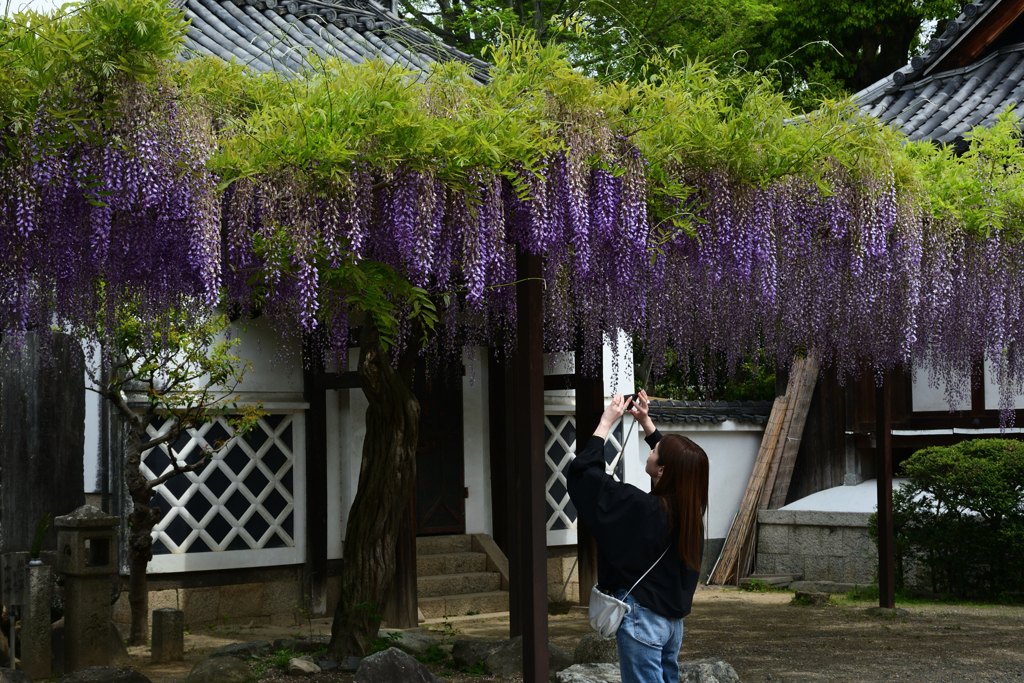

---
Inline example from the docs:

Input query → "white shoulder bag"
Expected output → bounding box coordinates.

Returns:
[587,546,670,638]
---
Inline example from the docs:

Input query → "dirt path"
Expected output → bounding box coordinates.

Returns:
[127,587,1024,682]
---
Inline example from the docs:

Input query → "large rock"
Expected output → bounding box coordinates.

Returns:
[354,647,440,683]
[379,630,439,656]
[574,634,618,664]
[483,636,574,682]
[557,663,621,683]
[209,641,272,660]
[184,656,255,683]
[451,639,503,669]
[287,657,321,675]
[0,669,33,683]
[57,667,151,683]
[679,659,740,683]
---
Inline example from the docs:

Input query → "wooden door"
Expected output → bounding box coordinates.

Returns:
[414,360,465,535]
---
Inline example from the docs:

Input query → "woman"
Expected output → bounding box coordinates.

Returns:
[567,390,709,683]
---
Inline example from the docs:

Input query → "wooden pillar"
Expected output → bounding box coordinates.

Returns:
[511,250,548,683]
[382,489,418,628]
[302,362,329,616]
[503,355,522,637]
[573,348,603,606]
[875,375,895,609]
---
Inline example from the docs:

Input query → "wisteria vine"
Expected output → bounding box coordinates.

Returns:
[3,3,1024,425]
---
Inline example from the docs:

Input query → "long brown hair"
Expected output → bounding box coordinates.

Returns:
[651,434,709,571]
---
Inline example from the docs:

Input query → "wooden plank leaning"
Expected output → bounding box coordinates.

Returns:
[707,394,788,585]
[767,355,820,510]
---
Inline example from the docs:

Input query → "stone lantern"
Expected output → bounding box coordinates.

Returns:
[55,505,119,670]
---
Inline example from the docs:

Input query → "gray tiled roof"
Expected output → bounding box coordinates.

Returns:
[177,0,490,82]
[647,400,772,425]
[854,0,1022,144]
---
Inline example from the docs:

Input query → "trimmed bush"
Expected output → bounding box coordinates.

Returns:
[870,439,1024,598]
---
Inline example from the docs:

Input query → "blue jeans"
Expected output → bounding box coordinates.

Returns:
[614,591,685,683]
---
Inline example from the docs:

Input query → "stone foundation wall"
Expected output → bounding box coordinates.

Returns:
[755,510,877,586]
[113,575,342,634]
[547,547,579,603]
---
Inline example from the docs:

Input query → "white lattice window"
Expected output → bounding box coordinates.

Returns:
[545,409,626,546]
[142,412,306,573]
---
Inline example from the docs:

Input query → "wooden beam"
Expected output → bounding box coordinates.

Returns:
[935,1,1024,72]
[573,348,604,606]
[302,363,329,616]
[543,374,575,391]
[876,376,895,610]
[310,371,362,391]
[511,250,548,683]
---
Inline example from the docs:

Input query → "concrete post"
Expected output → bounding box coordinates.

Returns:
[55,505,118,670]
[21,561,52,679]
[151,608,184,663]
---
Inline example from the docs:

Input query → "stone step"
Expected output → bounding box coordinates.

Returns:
[419,590,509,620]
[418,571,501,598]
[417,551,488,577]
[416,534,473,556]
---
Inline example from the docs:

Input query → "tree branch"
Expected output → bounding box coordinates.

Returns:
[398,0,462,42]
[145,453,211,491]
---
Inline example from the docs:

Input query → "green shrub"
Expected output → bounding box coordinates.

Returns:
[870,439,1024,598]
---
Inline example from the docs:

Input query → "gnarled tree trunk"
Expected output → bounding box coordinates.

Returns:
[327,322,420,658]
[124,427,161,646]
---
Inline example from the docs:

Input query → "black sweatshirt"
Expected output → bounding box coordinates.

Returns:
[566,429,700,619]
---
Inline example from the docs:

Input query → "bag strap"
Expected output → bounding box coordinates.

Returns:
[624,545,670,598]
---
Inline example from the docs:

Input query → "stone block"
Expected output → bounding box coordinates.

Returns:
[64,575,114,669]
[756,523,789,554]
[22,563,52,679]
[151,608,184,663]
[754,553,776,575]
[180,588,220,627]
[758,509,796,525]
[219,583,264,621]
[771,554,804,576]
[262,580,302,617]
[827,556,855,583]
[802,554,831,581]
[789,526,828,558]
[150,589,180,612]
[853,557,878,584]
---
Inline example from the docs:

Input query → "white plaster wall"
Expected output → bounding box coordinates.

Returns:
[221,317,303,403]
[463,347,492,535]
[911,365,969,412]
[638,422,763,540]
[983,362,1024,410]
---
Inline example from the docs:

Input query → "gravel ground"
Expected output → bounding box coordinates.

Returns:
[128,587,1024,683]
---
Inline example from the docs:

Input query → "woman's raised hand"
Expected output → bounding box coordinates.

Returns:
[628,389,656,436]
[594,395,626,440]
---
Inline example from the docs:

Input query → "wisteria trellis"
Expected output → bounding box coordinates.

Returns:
[3,60,1024,425]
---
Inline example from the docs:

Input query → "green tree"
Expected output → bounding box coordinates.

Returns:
[396,0,777,78]
[90,312,263,645]
[751,0,962,108]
